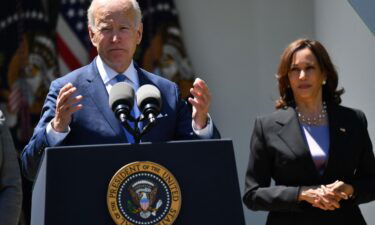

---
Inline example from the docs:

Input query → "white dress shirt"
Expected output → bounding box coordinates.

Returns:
[46,56,213,146]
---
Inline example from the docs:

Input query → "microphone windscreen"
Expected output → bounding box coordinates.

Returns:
[136,84,162,109]
[109,82,135,110]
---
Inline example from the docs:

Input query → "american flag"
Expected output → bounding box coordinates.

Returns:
[56,0,95,75]
[137,0,195,99]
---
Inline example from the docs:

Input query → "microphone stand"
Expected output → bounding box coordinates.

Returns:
[119,114,156,144]
[119,114,141,144]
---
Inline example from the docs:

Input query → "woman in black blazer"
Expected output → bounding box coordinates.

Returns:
[243,39,375,225]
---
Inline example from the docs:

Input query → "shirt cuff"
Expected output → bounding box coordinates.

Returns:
[192,113,213,139]
[46,120,70,146]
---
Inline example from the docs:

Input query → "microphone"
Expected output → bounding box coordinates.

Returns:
[109,82,135,123]
[136,84,162,124]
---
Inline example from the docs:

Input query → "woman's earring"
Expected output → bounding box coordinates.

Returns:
[322,80,326,85]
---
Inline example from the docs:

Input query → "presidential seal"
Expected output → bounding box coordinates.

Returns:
[107,161,181,225]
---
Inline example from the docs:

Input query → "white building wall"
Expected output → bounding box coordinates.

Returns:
[175,0,375,224]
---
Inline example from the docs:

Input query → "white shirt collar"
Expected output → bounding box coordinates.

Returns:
[96,56,139,88]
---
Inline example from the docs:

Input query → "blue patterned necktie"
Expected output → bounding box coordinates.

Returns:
[115,73,139,143]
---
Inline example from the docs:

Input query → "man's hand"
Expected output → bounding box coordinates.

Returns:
[188,78,211,129]
[52,83,83,132]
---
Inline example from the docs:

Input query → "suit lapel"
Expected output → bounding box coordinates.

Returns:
[322,105,344,179]
[135,65,154,132]
[136,64,153,86]
[83,60,127,141]
[276,107,320,177]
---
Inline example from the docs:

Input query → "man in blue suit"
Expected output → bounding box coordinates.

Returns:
[21,0,220,181]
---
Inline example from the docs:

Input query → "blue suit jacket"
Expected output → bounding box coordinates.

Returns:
[22,59,220,180]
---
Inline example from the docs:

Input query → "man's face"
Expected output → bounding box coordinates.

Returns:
[89,0,142,73]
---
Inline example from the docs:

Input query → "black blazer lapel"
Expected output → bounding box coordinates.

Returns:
[83,60,127,141]
[322,104,347,180]
[276,107,320,178]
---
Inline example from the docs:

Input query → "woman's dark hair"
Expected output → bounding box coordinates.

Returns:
[275,39,344,109]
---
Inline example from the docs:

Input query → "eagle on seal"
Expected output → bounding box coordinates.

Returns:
[128,184,160,218]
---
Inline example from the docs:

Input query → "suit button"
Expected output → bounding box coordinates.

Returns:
[38,144,46,155]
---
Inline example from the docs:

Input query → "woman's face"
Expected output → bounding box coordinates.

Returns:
[287,48,326,104]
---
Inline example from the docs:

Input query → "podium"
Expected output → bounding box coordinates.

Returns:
[31,139,245,225]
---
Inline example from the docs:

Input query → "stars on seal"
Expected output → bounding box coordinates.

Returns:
[108,162,181,225]
[118,172,171,225]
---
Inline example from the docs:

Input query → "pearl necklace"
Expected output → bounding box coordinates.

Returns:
[296,102,327,126]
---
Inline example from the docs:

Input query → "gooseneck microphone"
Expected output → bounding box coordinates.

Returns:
[136,84,162,124]
[109,82,135,123]
[109,83,162,143]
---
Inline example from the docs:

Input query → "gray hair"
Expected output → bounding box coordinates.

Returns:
[87,0,142,30]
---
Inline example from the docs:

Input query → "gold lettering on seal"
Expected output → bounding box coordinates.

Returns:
[107,161,181,225]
